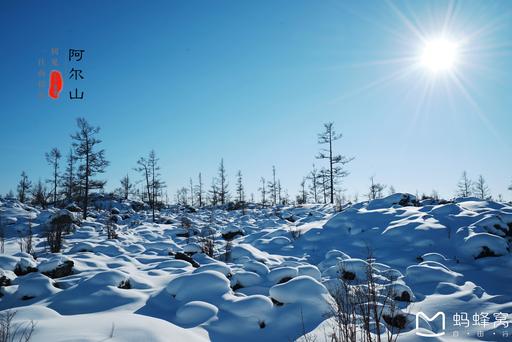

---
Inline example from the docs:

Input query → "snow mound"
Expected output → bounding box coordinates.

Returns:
[460,232,509,259]
[231,271,262,288]
[166,270,231,302]
[406,262,462,285]
[267,266,298,283]
[367,193,417,210]
[175,301,218,326]
[269,275,330,307]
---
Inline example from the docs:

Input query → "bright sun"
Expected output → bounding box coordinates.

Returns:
[421,38,458,72]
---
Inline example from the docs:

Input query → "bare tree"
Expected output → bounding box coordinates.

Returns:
[277,179,282,204]
[119,174,133,200]
[209,178,219,206]
[189,178,194,207]
[307,164,319,203]
[316,123,354,204]
[367,176,386,200]
[31,179,50,209]
[319,168,329,204]
[456,171,472,198]
[259,177,267,206]
[0,214,4,253]
[473,174,490,200]
[135,150,165,221]
[45,147,61,204]
[0,310,35,342]
[71,118,109,219]
[196,173,204,207]
[327,250,407,342]
[235,170,245,203]
[61,149,76,202]
[268,166,278,205]
[23,219,34,256]
[388,185,396,196]
[299,177,307,204]
[17,172,32,203]
[217,159,229,205]
[135,156,152,206]
[176,187,189,205]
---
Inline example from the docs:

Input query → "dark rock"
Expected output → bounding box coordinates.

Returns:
[42,260,74,279]
[118,279,131,289]
[277,276,293,284]
[395,291,411,302]
[174,252,200,268]
[383,314,407,329]
[14,264,38,276]
[222,230,243,241]
[475,246,498,259]
[232,282,243,291]
[284,216,296,223]
[342,270,356,281]
[66,203,82,212]
[271,298,284,306]
[0,275,12,287]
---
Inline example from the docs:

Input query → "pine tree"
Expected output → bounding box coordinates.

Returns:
[61,149,77,202]
[367,176,386,200]
[189,178,194,207]
[209,178,219,206]
[135,150,165,222]
[235,170,244,203]
[17,171,32,203]
[299,177,307,204]
[473,175,490,200]
[456,171,472,198]
[319,168,329,204]
[316,123,353,204]
[217,159,229,205]
[196,172,204,207]
[268,166,278,205]
[71,117,109,219]
[308,164,319,203]
[45,147,61,204]
[277,180,282,205]
[120,174,133,200]
[32,179,50,208]
[259,177,267,206]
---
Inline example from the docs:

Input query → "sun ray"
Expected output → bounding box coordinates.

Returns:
[326,64,418,105]
[448,71,499,138]
[385,0,426,43]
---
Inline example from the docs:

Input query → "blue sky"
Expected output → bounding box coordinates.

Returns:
[0,0,511,201]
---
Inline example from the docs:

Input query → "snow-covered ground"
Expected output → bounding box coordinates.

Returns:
[0,194,511,341]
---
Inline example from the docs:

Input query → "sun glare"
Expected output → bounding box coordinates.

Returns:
[420,38,458,73]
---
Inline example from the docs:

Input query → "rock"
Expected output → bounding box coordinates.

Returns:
[174,252,200,268]
[110,214,123,223]
[221,230,243,241]
[49,209,80,227]
[183,243,203,255]
[66,203,82,212]
[39,256,74,279]
[14,258,38,276]
[0,270,15,287]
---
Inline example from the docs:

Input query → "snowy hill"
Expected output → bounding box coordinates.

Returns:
[0,194,511,341]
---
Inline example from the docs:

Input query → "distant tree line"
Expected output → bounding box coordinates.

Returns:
[3,119,511,218]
